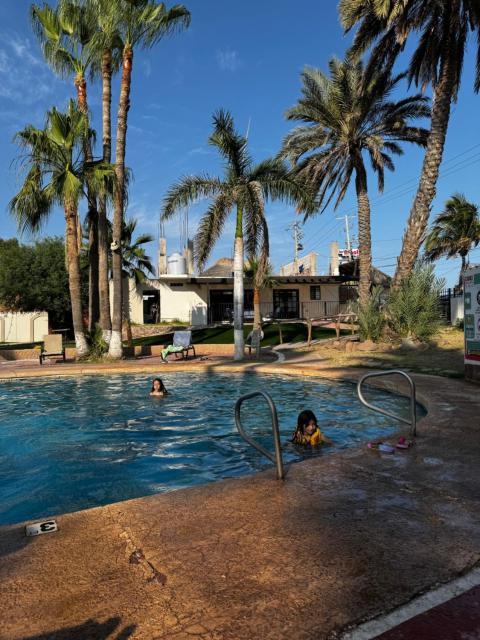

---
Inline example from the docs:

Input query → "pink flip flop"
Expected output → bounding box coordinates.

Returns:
[396,436,413,450]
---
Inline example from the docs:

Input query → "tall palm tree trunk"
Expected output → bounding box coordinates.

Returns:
[75,73,100,331]
[87,210,99,331]
[233,205,245,361]
[354,159,372,307]
[98,49,113,343]
[122,297,134,348]
[253,287,261,331]
[393,38,456,288]
[64,198,89,357]
[109,45,133,358]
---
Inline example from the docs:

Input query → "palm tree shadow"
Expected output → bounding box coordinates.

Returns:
[20,617,136,640]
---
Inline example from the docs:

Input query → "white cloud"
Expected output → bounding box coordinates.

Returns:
[0,34,68,107]
[216,48,242,72]
[9,36,43,68]
[187,146,212,156]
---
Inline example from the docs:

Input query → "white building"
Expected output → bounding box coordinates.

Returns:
[126,258,357,326]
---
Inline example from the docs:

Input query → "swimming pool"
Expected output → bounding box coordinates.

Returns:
[0,372,423,526]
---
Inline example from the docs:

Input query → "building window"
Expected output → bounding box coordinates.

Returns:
[310,286,321,300]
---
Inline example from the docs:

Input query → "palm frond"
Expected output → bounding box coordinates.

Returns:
[208,109,251,178]
[162,175,223,219]
[194,191,234,270]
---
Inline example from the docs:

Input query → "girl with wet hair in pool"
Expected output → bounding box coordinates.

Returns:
[150,378,168,397]
[291,410,331,446]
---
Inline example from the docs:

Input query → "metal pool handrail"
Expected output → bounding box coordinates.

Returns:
[234,391,285,480]
[357,370,417,437]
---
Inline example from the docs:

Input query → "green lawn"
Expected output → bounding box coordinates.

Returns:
[133,323,341,348]
[0,341,41,350]
[0,340,75,351]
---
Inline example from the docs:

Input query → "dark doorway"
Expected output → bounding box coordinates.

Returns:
[209,289,253,323]
[143,291,160,324]
[273,289,299,319]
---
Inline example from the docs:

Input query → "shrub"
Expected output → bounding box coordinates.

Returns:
[357,287,385,342]
[85,325,108,359]
[387,264,445,342]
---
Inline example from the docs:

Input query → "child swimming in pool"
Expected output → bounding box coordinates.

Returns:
[150,378,168,397]
[291,410,332,446]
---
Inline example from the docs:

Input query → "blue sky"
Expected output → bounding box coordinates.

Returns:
[1,0,479,287]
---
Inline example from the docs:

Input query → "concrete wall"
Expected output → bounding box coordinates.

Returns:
[0,312,49,343]
[157,281,207,325]
[109,279,147,325]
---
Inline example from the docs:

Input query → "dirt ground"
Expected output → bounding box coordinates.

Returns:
[304,327,465,378]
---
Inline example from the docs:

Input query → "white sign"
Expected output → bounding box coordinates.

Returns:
[463,266,480,366]
[338,248,359,258]
[25,520,58,537]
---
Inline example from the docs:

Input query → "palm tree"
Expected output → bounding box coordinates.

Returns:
[424,193,480,288]
[10,101,115,356]
[339,0,480,288]
[162,109,314,361]
[90,0,124,344]
[244,254,276,332]
[280,58,430,306]
[108,0,191,359]
[121,218,155,346]
[31,0,101,329]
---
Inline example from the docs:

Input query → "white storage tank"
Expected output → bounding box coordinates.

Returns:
[167,252,187,275]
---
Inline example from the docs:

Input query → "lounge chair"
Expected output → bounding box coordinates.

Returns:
[173,331,195,359]
[245,329,264,356]
[39,334,65,365]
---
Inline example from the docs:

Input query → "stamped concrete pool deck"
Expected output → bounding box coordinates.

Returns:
[0,358,479,640]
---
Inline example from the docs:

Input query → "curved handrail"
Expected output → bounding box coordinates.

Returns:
[357,370,417,437]
[234,391,284,480]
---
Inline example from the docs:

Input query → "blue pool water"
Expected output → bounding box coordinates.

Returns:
[0,372,423,525]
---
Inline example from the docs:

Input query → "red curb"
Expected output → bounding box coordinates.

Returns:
[374,585,480,639]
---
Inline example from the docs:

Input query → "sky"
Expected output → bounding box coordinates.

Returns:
[0,0,479,288]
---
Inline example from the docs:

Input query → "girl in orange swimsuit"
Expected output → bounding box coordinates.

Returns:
[291,410,332,446]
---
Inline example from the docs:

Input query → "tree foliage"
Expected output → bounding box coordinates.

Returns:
[0,237,86,329]
[424,193,480,284]
[356,287,385,342]
[387,263,445,342]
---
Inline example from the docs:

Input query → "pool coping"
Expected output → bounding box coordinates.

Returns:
[1,361,479,639]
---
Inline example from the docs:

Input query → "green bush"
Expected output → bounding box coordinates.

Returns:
[85,325,108,359]
[387,264,445,342]
[357,287,385,342]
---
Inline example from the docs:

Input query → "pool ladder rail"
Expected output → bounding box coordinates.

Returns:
[357,370,417,437]
[235,370,416,481]
[234,391,285,480]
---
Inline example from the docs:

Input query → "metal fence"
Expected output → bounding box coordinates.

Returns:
[300,300,350,319]
[439,288,463,324]
[208,300,352,324]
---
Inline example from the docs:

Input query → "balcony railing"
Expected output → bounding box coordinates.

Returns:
[208,300,352,324]
[301,300,352,319]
